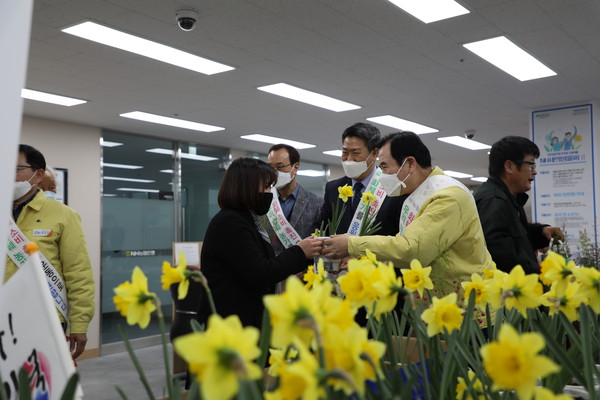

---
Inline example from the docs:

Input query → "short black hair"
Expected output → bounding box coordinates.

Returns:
[488,136,540,178]
[381,131,432,168]
[268,144,300,165]
[342,123,381,152]
[218,157,277,211]
[19,144,46,171]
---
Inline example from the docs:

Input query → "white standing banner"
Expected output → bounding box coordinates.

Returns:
[0,256,79,399]
[531,103,597,254]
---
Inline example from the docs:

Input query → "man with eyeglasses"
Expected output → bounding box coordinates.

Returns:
[475,136,564,274]
[6,144,94,359]
[263,143,323,257]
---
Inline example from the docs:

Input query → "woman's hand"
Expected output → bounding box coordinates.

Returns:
[297,236,324,259]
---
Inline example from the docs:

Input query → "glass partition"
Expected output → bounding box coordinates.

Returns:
[101,131,176,343]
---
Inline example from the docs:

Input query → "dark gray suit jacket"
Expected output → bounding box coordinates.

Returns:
[261,184,323,255]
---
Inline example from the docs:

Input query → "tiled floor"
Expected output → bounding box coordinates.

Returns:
[77,344,174,399]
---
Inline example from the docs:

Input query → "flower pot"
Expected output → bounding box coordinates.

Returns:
[313,236,340,272]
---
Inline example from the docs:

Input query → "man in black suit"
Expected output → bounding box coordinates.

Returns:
[322,122,404,236]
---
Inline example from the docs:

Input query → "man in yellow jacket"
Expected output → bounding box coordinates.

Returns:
[323,132,493,304]
[6,144,94,359]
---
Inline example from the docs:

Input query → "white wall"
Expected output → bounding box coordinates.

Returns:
[21,115,102,353]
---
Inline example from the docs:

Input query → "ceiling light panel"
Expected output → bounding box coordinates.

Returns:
[437,136,491,150]
[463,36,557,81]
[240,134,315,150]
[62,22,234,75]
[323,150,343,157]
[257,83,361,112]
[444,170,473,178]
[470,177,488,183]
[146,148,218,161]
[387,0,469,23]
[21,89,87,106]
[367,115,438,134]
[100,139,123,147]
[297,170,326,177]
[102,163,143,170]
[116,188,160,193]
[104,176,155,183]
[120,111,224,133]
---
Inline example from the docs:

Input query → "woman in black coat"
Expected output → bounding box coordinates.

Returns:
[198,157,324,328]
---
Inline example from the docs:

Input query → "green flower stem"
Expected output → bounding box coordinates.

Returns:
[118,324,156,400]
[191,272,218,315]
[580,306,596,397]
[155,299,174,400]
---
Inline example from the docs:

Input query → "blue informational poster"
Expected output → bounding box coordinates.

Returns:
[532,104,596,254]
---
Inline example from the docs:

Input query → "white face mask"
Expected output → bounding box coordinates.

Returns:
[13,173,37,201]
[379,158,411,197]
[342,152,374,179]
[44,191,57,200]
[275,170,293,189]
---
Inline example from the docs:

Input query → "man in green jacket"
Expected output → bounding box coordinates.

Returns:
[6,144,95,359]
[323,132,493,304]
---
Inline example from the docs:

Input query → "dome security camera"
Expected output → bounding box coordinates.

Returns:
[176,8,198,31]
[464,130,476,140]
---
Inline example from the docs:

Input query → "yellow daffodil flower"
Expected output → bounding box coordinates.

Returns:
[482,261,497,280]
[461,273,488,310]
[267,347,298,377]
[480,324,559,400]
[421,293,464,336]
[264,277,327,348]
[572,266,600,313]
[338,260,381,310]
[533,387,574,400]
[265,340,323,400]
[321,296,357,334]
[303,259,327,289]
[455,370,484,400]
[541,281,585,322]
[338,184,354,203]
[400,259,434,298]
[361,191,376,206]
[488,265,540,317]
[371,263,404,318]
[322,325,385,395]
[174,314,261,400]
[540,251,576,289]
[113,266,157,329]
[160,252,189,300]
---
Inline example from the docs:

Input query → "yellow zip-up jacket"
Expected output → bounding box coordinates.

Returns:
[349,167,493,306]
[5,190,95,334]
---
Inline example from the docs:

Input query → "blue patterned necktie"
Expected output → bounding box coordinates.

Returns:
[352,182,363,212]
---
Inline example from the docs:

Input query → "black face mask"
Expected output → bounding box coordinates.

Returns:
[254,192,273,216]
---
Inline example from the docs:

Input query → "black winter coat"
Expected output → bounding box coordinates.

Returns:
[474,177,548,274]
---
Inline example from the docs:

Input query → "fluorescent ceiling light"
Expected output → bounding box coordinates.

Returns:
[120,111,224,133]
[387,0,469,23]
[104,176,155,183]
[463,36,557,81]
[116,188,160,193]
[62,21,234,75]
[471,177,488,183]
[102,162,143,170]
[21,88,86,106]
[103,194,117,197]
[100,139,123,147]
[240,134,315,150]
[367,115,438,134]
[160,169,174,173]
[257,83,361,112]
[437,136,491,150]
[297,170,326,177]
[146,148,218,161]
[444,170,473,178]
[323,150,343,157]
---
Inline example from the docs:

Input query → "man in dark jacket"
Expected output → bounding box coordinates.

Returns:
[475,136,563,274]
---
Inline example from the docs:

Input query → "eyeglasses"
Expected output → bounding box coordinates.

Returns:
[16,165,32,173]
[270,163,292,172]
[516,160,536,171]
